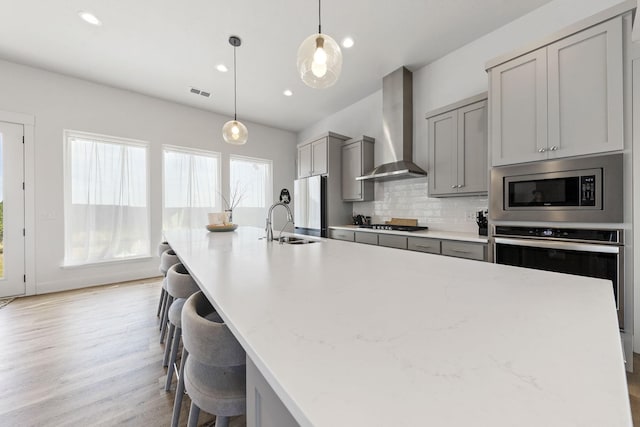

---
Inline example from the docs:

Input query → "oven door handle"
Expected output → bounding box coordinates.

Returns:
[494,237,621,254]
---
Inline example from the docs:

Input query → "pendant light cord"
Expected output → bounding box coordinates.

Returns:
[318,0,322,34]
[233,44,237,121]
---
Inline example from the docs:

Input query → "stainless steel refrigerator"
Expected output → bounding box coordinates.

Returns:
[294,175,327,237]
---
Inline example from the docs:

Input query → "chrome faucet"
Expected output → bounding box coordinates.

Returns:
[265,202,294,241]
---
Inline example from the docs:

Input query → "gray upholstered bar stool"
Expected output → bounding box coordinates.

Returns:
[159,248,180,339]
[156,241,172,317]
[163,262,200,391]
[171,291,246,427]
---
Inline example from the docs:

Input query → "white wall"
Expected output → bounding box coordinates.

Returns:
[298,0,627,233]
[0,59,296,295]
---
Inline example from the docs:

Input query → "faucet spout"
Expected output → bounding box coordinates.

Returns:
[266,202,294,241]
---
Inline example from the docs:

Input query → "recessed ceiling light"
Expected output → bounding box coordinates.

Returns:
[78,11,102,26]
[216,64,228,73]
[283,89,293,97]
[342,37,355,48]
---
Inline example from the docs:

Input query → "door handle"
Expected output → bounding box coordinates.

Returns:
[538,148,547,153]
[549,145,559,151]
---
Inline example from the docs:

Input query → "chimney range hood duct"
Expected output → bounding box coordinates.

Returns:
[356,66,427,182]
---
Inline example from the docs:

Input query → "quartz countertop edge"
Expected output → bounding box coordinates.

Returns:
[330,224,489,243]
[164,226,630,427]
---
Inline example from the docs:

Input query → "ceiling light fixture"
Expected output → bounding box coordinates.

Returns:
[78,11,102,26]
[216,64,228,73]
[342,37,354,48]
[222,36,248,145]
[296,0,342,89]
[283,89,293,97]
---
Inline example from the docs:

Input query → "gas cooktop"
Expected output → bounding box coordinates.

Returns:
[358,224,429,232]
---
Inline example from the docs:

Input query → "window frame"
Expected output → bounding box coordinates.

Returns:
[162,144,222,230]
[62,129,151,266]
[229,154,273,209]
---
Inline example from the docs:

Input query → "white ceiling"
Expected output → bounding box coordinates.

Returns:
[0,0,553,132]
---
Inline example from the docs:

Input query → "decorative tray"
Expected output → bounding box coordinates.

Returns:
[206,224,238,232]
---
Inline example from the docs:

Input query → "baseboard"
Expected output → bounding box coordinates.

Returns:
[35,267,161,295]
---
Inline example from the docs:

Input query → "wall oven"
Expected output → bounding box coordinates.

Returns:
[494,225,624,329]
[490,153,622,222]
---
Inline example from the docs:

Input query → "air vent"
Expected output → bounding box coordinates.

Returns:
[188,87,211,98]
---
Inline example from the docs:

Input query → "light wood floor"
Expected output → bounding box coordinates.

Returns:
[0,279,231,427]
[2,280,639,426]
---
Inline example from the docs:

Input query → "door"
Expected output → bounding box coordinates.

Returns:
[297,143,312,178]
[428,110,457,195]
[341,141,362,200]
[490,49,548,165]
[458,100,487,194]
[311,138,327,175]
[547,17,623,158]
[0,121,25,297]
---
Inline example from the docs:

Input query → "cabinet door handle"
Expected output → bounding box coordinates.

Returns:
[549,145,559,151]
[457,184,464,188]
[538,148,547,153]
[451,185,457,189]
[451,249,471,254]
[415,244,435,249]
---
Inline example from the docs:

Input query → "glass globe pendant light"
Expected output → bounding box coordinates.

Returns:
[297,0,342,89]
[222,36,248,145]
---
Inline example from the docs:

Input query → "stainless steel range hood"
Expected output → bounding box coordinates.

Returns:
[356,67,427,182]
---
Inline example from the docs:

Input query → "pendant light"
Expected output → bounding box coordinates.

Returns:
[297,0,342,89]
[222,36,248,145]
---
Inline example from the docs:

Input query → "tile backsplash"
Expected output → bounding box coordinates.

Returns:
[354,178,488,233]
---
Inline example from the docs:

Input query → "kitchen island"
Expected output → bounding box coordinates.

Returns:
[165,227,631,426]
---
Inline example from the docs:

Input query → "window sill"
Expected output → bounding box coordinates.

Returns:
[61,255,153,269]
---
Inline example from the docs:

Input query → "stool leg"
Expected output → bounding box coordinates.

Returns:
[160,296,173,343]
[159,292,169,331]
[156,287,166,317]
[187,402,200,427]
[163,323,175,367]
[215,416,230,427]
[165,327,181,391]
[171,348,188,427]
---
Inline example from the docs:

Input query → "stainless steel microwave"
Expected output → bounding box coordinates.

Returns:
[490,153,623,223]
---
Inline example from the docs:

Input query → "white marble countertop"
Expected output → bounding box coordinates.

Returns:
[165,227,630,427]
[329,224,489,243]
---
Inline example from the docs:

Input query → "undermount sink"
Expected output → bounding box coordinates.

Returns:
[278,236,318,245]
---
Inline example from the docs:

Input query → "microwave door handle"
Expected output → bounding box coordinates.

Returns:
[493,237,620,254]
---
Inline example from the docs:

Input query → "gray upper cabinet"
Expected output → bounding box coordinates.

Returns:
[427,95,488,197]
[297,133,349,178]
[489,16,623,166]
[546,18,623,158]
[297,137,326,178]
[341,136,374,201]
[489,50,548,165]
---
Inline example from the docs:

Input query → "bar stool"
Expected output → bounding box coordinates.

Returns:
[156,241,172,317]
[159,249,180,340]
[171,291,246,427]
[163,263,200,391]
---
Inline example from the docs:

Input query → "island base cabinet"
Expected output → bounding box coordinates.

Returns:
[247,357,300,427]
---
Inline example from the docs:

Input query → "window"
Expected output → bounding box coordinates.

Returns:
[63,130,150,265]
[163,146,221,230]
[229,155,272,226]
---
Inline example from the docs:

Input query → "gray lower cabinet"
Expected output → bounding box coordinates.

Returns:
[329,229,355,242]
[441,240,486,261]
[331,229,487,261]
[378,235,408,250]
[407,237,441,254]
[355,231,378,245]
[247,356,299,427]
